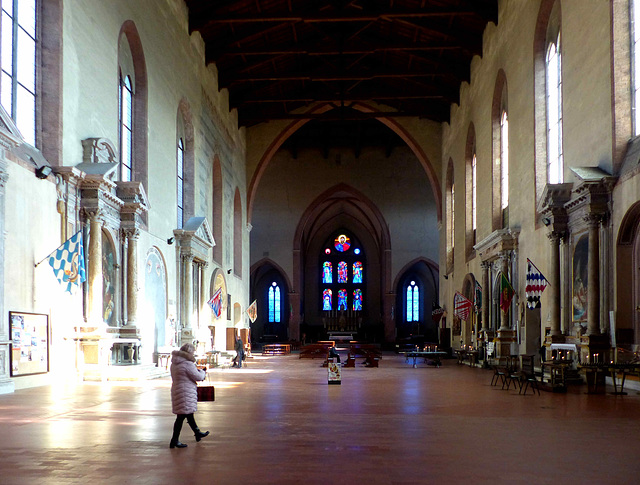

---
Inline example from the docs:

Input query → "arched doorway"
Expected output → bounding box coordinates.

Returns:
[144,247,168,363]
[394,258,439,344]
[616,202,640,348]
[250,259,290,344]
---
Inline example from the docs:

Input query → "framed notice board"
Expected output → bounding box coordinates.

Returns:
[9,311,49,377]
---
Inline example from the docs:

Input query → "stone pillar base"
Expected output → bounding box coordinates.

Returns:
[496,329,516,361]
[0,378,15,395]
[580,334,610,364]
[179,328,194,348]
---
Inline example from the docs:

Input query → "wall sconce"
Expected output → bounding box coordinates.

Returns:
[542,217,552,226]
[167,237,175,245]
[227,269,232,274]
[35,165,53,179]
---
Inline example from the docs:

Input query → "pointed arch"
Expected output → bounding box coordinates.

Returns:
[118,20,148,192]
[247,102,442,225]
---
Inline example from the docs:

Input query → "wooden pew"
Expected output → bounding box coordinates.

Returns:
[299,342,334,359]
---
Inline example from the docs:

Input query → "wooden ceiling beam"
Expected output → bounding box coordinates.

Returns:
[190,8,481,32]
[206,41,463,62]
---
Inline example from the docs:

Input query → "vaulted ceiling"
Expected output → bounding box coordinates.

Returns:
[185,0,498,128]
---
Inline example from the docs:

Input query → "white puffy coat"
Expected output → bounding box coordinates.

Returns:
[170,350,206,415]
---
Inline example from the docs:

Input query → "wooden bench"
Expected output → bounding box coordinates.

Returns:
[262,343,291,355]
[299,343,333,359]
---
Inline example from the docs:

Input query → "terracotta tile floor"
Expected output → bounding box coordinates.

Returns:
[1,353,640,485]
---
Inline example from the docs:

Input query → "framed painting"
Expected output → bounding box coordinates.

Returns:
[572,234,588,323]
[9,311,49,377]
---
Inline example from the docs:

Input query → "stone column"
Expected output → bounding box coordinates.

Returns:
[548,232,562,337]
[125,229,139,327]
[481,261,490,334]
[87,211,104,325]
[586,215,601,335]
[499,255,509,331]
[180,253,194,345]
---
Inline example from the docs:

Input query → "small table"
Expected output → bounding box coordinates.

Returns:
[404,351,447,368]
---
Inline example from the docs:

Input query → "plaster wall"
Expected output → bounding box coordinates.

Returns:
[440,0,616,326]
[61,0,248,349]
[251,143,439,289]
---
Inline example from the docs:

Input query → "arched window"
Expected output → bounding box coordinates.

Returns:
[465,125,476,261]
[233,188,242,276]
[320,232,364,312]
[472,153,477,233]
[268,282,281,323]
[176,137,184,228]
[446,159,455,272]
[1,0,37,146]
[119,73,133,181]
[406,281,420,322]
[633,0,640,135]
[501,110,509,226]
[546,34,563,184]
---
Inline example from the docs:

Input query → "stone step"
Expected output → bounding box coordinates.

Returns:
[83,363,170,381]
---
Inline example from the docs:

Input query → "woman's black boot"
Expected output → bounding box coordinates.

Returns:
[194,429,210,442]
[170,440,188,449]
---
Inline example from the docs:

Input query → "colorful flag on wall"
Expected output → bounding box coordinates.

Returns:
[525,258,548,309]
[500,273,515,313]
[474,280,482,313]
[48,231,86,293]
[208,287,223,318]
[454,291,473,321]
[246,299,257,323]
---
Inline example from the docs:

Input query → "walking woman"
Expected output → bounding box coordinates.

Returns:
[169,343,210,448]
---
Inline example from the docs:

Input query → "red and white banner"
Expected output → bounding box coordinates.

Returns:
[453,291,473,321]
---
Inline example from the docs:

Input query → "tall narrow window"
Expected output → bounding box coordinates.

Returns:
[633,0,640,135]
[177,138,184,229]
[471,154,477,233]
[406,281,419,322]
[1,0,37,146]
[546,36,563,184]
[268,282,281,323]
[501,111,509,209]
[451,183,455,252]
[119,73,133,181]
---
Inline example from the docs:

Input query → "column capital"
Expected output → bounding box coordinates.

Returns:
[181,252,195,263]
[122,228,140,240]
[83,208,105,222]
[546,231,564,243]
[480,260,491,270]
[0,167,9,190]
[584,213,602,227]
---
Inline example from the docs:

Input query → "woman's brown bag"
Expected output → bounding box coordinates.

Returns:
[197,371,215,401]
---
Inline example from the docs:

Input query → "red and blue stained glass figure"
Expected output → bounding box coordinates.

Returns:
[322,261,332,283]
[337,289,348,310]
[337,261,348,283]
[352,261,363,283]
[353,289,363,311]
[323,289,332,311]
[334,234,351,252]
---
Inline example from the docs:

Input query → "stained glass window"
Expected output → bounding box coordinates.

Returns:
[337,261,348,283]
[322,261,332,283]
[269,282,281,323]
[353,261,363,283]
[322,289,332,311]
[353,289,362,311]
[337,289,347,311]
[406,281,419,322]
[334,234,351,252]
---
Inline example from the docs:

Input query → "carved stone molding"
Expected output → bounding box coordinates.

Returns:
[82,137,118,165]
[474,228,520,263]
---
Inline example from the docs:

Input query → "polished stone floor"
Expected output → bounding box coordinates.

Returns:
[1,353,640,485]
